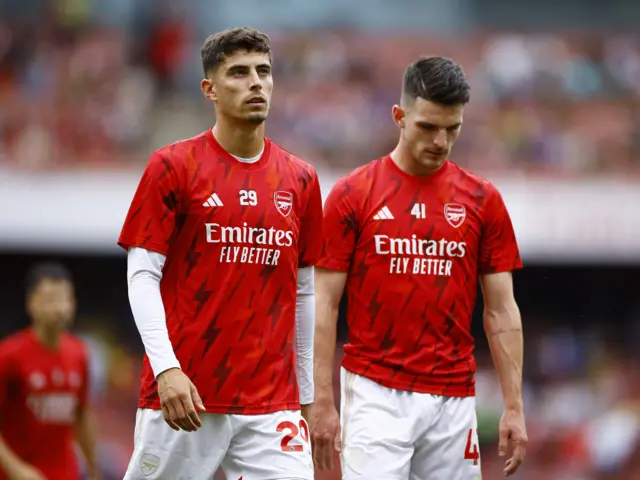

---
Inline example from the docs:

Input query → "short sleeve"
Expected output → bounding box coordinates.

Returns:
[479,187,523,274]
[118,151,182,255]
[316,177,359,272]
[297,171,324,268]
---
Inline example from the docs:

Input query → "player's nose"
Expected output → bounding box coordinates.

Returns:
[249,71,263,90]
[433,130,447,149]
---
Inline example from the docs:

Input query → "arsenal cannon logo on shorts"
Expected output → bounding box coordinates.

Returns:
[274,191,293,217]
[444,203,466,228]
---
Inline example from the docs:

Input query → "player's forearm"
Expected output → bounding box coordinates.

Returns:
[313,298,339,404]
[295,267,315,405]
[0,434,26,476]
[76,410,98,476]
[127,248,180,377]
[484,300,524,411]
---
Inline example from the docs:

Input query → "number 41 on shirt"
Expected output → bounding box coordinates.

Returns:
[411,203,427,219]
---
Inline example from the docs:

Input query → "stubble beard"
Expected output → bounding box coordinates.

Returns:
[245,108,269,125]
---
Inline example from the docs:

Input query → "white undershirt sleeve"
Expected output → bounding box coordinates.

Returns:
[295,266,315,405]
[127,247,180,378]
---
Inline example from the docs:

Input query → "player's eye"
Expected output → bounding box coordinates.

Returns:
[228,68,247,77]
[255,66,271,76]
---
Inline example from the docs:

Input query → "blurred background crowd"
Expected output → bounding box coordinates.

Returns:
[2,0,640,176]
[1,0,639,479]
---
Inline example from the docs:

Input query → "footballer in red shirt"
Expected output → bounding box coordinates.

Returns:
[0,263,98,480]
[311,57,528,479]
[119,28,321,479]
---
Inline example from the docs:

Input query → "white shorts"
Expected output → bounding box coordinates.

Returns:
[340,368,482,480]
[123,408,314,480]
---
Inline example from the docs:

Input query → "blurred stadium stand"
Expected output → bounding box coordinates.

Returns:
[1,1,639,479]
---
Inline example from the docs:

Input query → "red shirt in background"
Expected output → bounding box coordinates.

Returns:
[0,328,89,480]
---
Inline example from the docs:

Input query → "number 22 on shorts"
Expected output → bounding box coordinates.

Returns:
[464,428,480,465]
[277,419,309,452]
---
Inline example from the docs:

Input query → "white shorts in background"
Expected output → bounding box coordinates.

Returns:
[340,367,482,480]
[123,408,314,480]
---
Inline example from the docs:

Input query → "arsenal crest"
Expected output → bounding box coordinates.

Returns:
[139,453,160,476]
[444,203,466,228]
[274,191,293,217]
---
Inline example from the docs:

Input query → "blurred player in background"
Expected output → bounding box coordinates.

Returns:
[0,263,98,480]
[119,27,322,479]
[311,56,527,479]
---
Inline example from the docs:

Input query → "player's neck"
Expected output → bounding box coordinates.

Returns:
[390,145,444,177]
[212,121,265,158]
[32,324,62,350]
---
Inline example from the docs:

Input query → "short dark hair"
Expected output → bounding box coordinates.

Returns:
[402,56,470,106]
[201,27,272,76]
[25,262,73,297]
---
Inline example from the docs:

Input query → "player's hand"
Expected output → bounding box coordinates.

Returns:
[309,399,341,471]
[7,462,46,480]
[498,407,528,476]
[157,368,206,432]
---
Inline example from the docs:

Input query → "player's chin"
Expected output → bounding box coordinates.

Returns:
[57,319,72,330]
[244,112,268,125]
[420,154,446,168]
[55,314,73,328]
[45,320,69,332]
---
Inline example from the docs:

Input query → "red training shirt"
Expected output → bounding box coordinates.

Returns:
[318,156,522,396]
[0,328,89,480]
[118,129,323,414]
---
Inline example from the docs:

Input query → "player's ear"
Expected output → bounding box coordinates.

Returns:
[392,105,405,128]
[201,77,217,102]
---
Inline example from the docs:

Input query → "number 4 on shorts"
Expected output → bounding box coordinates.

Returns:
[464,428,480,465]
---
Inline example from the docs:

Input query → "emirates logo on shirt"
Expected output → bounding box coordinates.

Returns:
[27,393,78,423]
[274,191,293,217]
[205,223,293,247]
[205,222,294,266]
[374,235,467,277]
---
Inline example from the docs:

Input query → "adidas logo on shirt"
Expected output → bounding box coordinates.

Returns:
[373,206,394,220]
[203,193,223,207]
